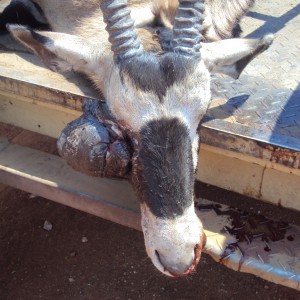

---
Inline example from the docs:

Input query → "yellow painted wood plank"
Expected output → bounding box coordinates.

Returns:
[0,138,140,229]
[201,144,300,176]
[261,168,300,211]
[0,138,139,211]
[0,94,80,138]
[197,147,265,199]
[197,146,300,211]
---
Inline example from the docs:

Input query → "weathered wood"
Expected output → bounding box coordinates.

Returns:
[10,129,58,154]
[0,137,140,229]
[0,121,23,141]
[0,183,7,192]
[0,93,80,138]
[198,144,300,211]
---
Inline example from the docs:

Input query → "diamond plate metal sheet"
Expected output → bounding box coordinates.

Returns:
[201,0,300,169]
[197,198,300,291]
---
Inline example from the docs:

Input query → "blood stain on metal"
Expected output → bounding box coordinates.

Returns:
[195,202,292,264]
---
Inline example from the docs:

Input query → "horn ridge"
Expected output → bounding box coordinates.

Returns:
[173,0,205,58]
[101,0,143,62]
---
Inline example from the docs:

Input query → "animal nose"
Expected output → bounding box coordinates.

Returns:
[155,244,201,277]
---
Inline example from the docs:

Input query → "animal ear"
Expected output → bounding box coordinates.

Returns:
[7,24,96,74]
[201,34,274,79]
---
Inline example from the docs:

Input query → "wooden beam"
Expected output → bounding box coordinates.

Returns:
[0,138,141,230]
[198,145,300,211]
[0,93,80,138]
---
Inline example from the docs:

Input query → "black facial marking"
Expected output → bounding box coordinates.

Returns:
[235,39,272,77]
[119,53,196,101]
[29,27,49,44]
[232,24,242,38]
[0,0,47,34]
[135,118,194,218]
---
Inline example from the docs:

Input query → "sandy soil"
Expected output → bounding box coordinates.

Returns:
[0,183,299,300]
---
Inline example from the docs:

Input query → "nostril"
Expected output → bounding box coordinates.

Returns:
[155,250,175,275]
[155,250,166,272]
[155,250,160,261]
[155,249,198,277]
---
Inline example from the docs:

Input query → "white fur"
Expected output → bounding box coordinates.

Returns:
[103,61,210,129]
[141,202,203,276]
[130,4,155,27]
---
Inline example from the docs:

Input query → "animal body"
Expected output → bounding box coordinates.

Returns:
[0,0,273,277]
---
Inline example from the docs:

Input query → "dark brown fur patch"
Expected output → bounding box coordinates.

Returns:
[119,53,196,101]
[132,118,194,218]
[235,35,273,76]
[0,0,47,33]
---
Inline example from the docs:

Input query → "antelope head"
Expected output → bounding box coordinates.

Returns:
[7,0,273,277]
[98,0,208,276]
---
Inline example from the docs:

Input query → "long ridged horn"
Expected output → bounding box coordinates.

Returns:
[100,0,144,62]
[172,0,205,58]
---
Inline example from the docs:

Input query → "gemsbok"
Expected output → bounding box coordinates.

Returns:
[1,0,273,276]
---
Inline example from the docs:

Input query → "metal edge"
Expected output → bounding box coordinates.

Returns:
[200,125,300,170]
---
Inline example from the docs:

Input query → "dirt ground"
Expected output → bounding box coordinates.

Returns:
[0,182,299,300]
